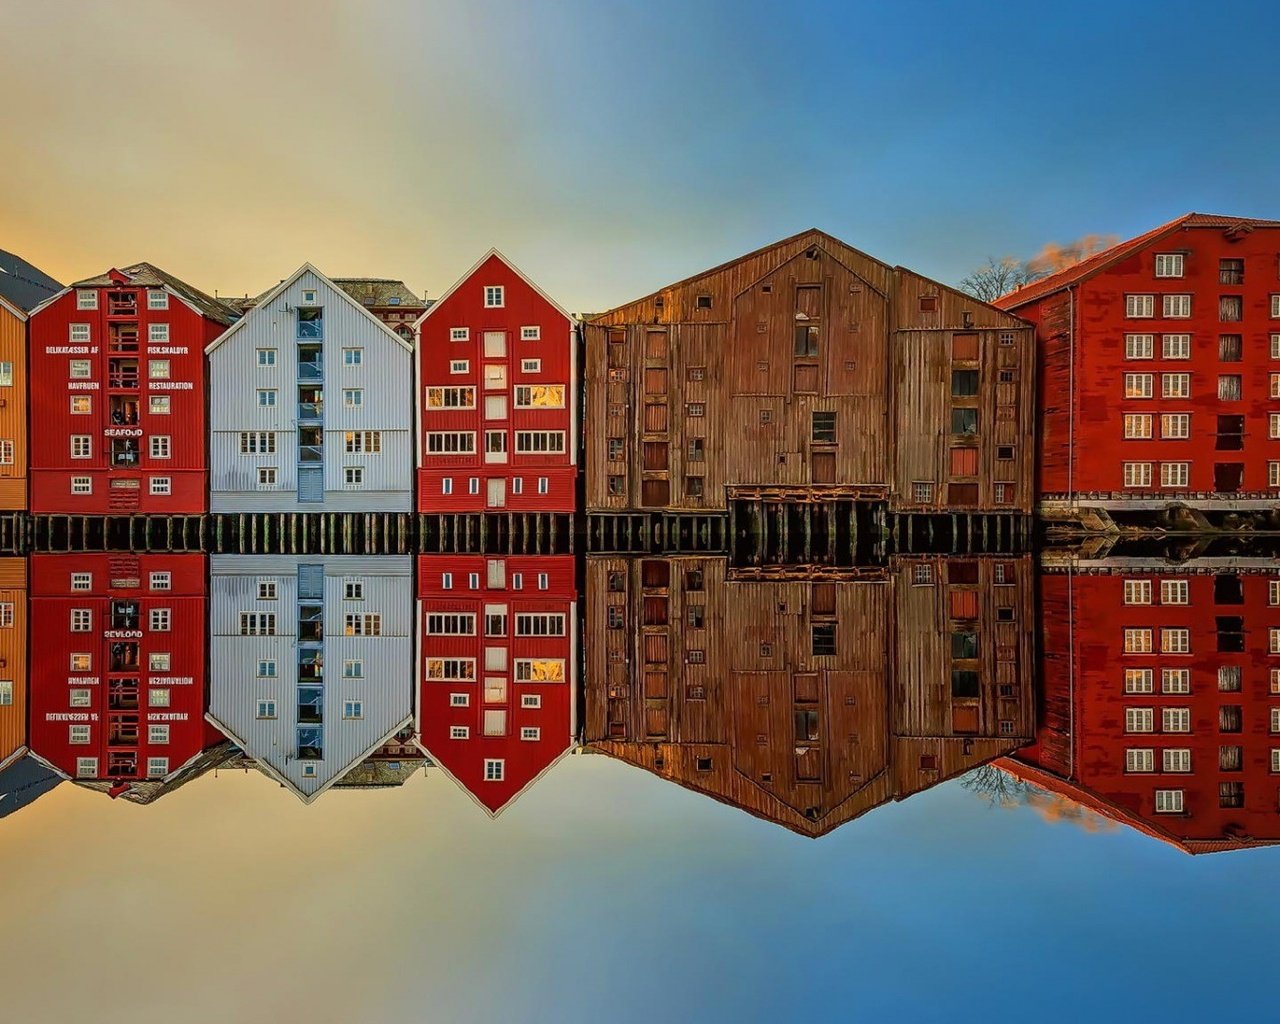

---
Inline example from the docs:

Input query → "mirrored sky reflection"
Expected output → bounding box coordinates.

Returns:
[0,549,1278,1022]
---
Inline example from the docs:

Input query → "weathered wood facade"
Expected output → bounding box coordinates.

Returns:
[585,230,1034,516]
[583,553,1034,836]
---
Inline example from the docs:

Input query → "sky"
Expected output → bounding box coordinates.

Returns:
[3,1,1280,311]
[0,756,1277,1023]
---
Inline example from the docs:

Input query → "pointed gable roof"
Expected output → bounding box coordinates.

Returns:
[58,261,235,325]
[0,248,62,313]
[995,212,1280,311]
[414,248,573,329]
[206,262,414,354]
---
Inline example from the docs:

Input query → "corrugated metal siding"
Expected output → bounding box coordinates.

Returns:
[209,269,413,512]
[209,555,413,800]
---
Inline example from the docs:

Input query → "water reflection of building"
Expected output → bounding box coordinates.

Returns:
[208,556,413,803]
[1003,557,1280,854]
[0,558,27,773]
[417,556,576,815]
[584,555,1034,836]
[28,554,220,797]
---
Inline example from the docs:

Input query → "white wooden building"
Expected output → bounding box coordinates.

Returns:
[206,265,414,511]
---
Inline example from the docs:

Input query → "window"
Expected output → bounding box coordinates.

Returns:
[343,347,363,366]
[521,358,541,373]
[149,724,170,745]
[71,608,92,632]
[69,725,92,745]
[149,653,171,672]
[484,286,505,308]
[1125,708,1154,733]
[811,411,837,444]
[1124,373,1153,398]
[450,726,469,740]
[1163,749,1191,773]
[1272,414,1280,439]
[1160,462,1189,488]
[69,359,91,379]
[1162,708,1191,733]
[1161,627,1190,654]
[1217,374,1242,401]
[1123,628,1153,653]
[1125,294,1154,318]
[514,385,566,408]
[1272,294,1280,318]
[1154,253,1184,278]
[425,385,477,409]
[912,481,934,503]
[951,408,978,435]
[344,467,364,486]
[1272,462,1280,488]
[1272,373,1280,399]
[255,661,277,680]
[1122,462,1152,488]
[1162,668,1190,694]
[238,432,276,454]
[1162,294,1191,318]
[70,395,92,415]
[76,289,97,310]
[149,571,170,591]
[951,370,980,397]
[71,476,92,495]
[343,701,364,720]
[521,694,542,709]
[484,759,505,781]
[257,388,277,407]
[149,688,171,709]
[344,431,382,454]
[149,395,171,415]
[343,659,364,679]
[1161,413,1190,439]
[427,613,476,635]
[1123,414,1152,439]
[239,612,276,636]
[149,359,170,380]
[1160,579,1188,604]
[150,436,171,459]
[69,323,90,342]
[426,431,476,454]
[256,578,278,601]
[515,430,566,454]
[450,327,470,342]
[71,435,92,459]
[149,609,171,631]
[76,757,98,778]
[812,622,836,656]
[1124,334,1154,359]
[148,323,170,344]
[521,727,541,741]
[521,326,541,341]
[1123,579,1152,605]
[515,613,566,636]
[344,614,381,636]
[1124,668,1153,694]
[1162,373,1189,398]
[1220,334,1243,362]
[688,402,705,417]
[297,307,323,339]
[256,348,277,367]
[450,693,470,708]
[1125,749,1154,773]
[1162,333,1191,359]
[257,467,277,487]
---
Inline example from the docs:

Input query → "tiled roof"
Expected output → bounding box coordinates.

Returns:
[0,248,63,312]
[995,212,1280,311]
[71,262,235,324]
[332,277,428,309]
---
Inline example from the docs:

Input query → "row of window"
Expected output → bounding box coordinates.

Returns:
[62,685,174,708]
[76,756,170,780]
[425,430,566,455]
[425,657,565,682]
[1122,579,1280,606]
[66,651,177,672]
[253,578,366,601]
[1122,371,1280,399]
[448,693,546,709]
[66,723,174,745]
[63,572,172,592]
[67,322,175,342]
[238,430,384,455]
[253,698,365,720]
[69,608,173,631]
[68,435,174,459]
[439,476,551,497]
[448,320,541,341]
[424,384,567,409]
[68,475,176,496]
[1120,627,1280,654]
[76,288,170,311]
[425,612,566,636]
[1127,666,1280,693]
[1122,462,1280,489]
[252,659,366,679]
[67,395,175,415]
[1123,333,1280,360]
[238,612,384,636]
[446,725,541,742]
[1124,293,1280,319]
[440,358,544,375]
[1126,706,1280,733]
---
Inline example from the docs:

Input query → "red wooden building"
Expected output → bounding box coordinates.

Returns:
[996,213,1280,521]
[1002,559,1280,854]
[415,251,577,513]
[27,263,232,514]
[28,553,218,791]
[416,555,576,815]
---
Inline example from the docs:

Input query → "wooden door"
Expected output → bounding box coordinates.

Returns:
[487,478,506,508]
[811,450,835,484]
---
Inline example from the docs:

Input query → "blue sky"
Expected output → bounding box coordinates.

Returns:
[3,1,1279,308]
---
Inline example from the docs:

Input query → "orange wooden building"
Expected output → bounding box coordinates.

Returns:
[0,558,28,774]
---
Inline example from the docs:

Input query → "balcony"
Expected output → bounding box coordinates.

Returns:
[109,323,139,353]
[106,291,138,317]
[109,642,140,672]
[296,725,324,760]
[108,681,140,711]
[108,359,140,390]
[109,397,140,425]
[108,717,140,746]
[110,439,141,468]
[299,444,324,463]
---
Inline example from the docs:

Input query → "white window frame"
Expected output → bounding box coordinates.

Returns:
[1162,333,1191,359]
[1162,293,1191,318]
[520,326,541,341]
[484,286,505,308]
[1153,253,1184,278]
[1125,294,1154,318]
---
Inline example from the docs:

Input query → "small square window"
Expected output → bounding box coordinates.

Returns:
[484,286,505,308]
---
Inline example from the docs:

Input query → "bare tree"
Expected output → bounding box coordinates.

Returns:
[960,763,1043,808]
[958,234,1120,302]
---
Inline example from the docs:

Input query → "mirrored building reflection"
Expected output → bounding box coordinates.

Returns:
[208,556,414,803]
[1003,554,1280,854]
[584,554,1035,836]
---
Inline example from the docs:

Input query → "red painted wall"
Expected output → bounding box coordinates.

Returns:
[1030,569,1280,845]
[1007,225,1280,501]
[29,280,220,514]
[28,553,214,784]
[417,253,576,513]
[417,555,575,813]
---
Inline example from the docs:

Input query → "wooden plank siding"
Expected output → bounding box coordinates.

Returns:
[0,558,27,770]
[0,302,26,510]
[584,553,1035,837]
[585,230,1034,514]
